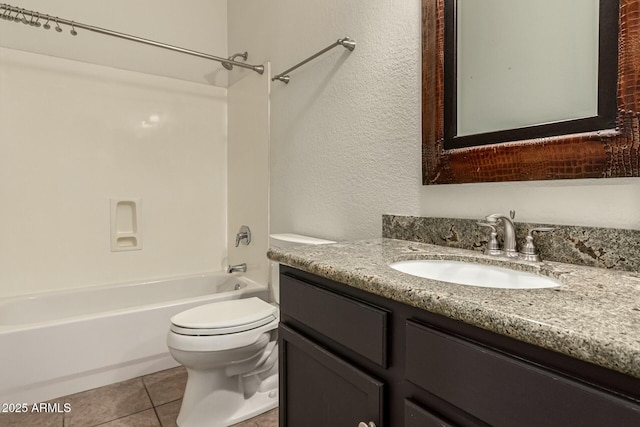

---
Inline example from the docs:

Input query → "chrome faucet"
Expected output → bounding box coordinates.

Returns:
[235,225,251,247]
[481,211,555,262]
[228,263,247,273]
[485,210,518,258]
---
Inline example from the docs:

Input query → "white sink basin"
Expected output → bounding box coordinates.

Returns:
[389,260,561,289]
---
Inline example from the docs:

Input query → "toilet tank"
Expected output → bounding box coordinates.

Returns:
[269,233,336,304]
[270,233,336,248]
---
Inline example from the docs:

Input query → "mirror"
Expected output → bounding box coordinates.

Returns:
[456,0,599,138]
[422,0,640,184]
[450,0,616,148]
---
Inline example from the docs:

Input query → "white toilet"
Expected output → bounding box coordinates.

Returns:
[167,233,335,427]
[268,233,336,303]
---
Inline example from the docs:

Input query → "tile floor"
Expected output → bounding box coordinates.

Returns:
[0,367,278,427]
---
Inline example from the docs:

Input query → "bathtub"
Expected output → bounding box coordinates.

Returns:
[0,273,269,404]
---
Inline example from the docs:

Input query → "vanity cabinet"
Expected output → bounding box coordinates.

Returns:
[278,266,640,426]
[279,325,383,427]
[278,270,387,427]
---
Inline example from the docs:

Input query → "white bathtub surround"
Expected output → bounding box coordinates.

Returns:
[0,273,269,404]
[227,65,271,287]
[0,47,227,298]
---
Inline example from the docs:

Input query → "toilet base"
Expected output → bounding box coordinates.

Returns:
[176,371,278,427]
[224,382,279,426]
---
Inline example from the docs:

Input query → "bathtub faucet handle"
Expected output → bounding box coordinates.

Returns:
[235,225,252,247]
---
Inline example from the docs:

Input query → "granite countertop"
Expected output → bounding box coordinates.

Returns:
[267,238,640,379]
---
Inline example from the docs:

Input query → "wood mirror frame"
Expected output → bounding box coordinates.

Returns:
[422,0,640,185]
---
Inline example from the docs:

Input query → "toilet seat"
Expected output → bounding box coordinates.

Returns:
[170,297,278,336]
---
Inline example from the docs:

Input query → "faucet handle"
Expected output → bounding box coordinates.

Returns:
[235,225,252,247]
[476,222,504,256]
[519,227,555,262]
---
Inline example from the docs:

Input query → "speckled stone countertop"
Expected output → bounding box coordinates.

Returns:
[267,238,640,379]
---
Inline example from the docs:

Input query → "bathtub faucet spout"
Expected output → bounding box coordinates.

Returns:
[228,263,247,274]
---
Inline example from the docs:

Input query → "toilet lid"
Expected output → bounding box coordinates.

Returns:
[170,297,277,336]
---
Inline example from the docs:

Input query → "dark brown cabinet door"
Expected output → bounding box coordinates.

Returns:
[279,324,384,427]
[404,399,455,427]
[405,320,640,427]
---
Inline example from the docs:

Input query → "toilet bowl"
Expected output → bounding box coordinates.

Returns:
[167,233,335,426]
[167,297,279,427]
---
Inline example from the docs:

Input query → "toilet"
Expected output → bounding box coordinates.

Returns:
[268,233,336,304]
[167,233,335,427]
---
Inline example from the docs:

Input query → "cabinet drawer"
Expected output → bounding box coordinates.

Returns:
[280,274,388,367]
[405,321,640,427]
[404,399,454,427]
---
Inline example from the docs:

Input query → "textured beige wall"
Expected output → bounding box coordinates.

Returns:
[229,0,640,237]
[229,0,423,241]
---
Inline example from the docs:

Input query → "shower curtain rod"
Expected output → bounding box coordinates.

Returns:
[272,37,356,84]
[0,3,264,75]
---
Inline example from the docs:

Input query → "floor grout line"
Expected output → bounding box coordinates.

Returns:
[140,375,153,405]
[140,375,165,427]
[152,404,164,427]
[91,408,158,427]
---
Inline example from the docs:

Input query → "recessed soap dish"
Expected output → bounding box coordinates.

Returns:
[110,198,142,251]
